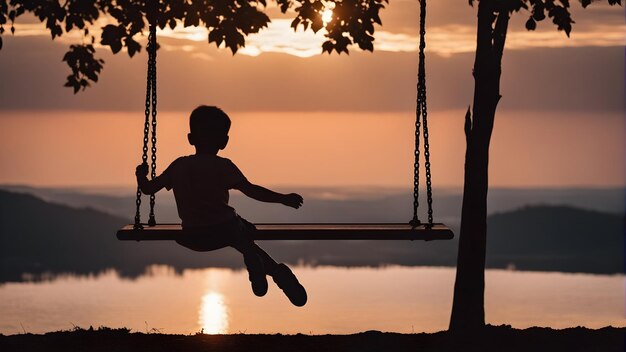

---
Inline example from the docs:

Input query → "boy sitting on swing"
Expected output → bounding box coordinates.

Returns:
[135,105,307,306]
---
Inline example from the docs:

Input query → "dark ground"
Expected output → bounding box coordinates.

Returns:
[1,325,623,352]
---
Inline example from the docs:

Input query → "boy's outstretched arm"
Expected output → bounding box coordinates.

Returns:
[135,163,166,195]
[237,180,303,209]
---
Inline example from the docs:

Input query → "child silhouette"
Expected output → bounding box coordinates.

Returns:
[136,105,307,306]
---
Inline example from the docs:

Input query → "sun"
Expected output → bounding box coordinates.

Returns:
[322,8,333,26]
[321,2,335,26]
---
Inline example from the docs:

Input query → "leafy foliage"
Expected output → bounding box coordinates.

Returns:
[469,0,621,37]
[62,44,104,93]
[0,0,620,92]
[289,0,387,54]
[0,0,387,92]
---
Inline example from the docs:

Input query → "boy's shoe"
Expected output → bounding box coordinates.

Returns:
[244,254,268,297]
[272,263,307,307]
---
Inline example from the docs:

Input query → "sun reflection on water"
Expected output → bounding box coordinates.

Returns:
[199,292,229,334]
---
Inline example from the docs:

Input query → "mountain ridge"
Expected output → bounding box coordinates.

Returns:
[0,189,622,282]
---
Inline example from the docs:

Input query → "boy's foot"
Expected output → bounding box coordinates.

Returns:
[244,254,268,297]
[272,263,307,307]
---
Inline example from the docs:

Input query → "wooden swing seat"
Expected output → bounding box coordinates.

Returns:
[117,223,453,241]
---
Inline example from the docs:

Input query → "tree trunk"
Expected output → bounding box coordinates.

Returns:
[449,0,509,332]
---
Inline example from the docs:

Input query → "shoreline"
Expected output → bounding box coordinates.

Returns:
[2,325,624,352]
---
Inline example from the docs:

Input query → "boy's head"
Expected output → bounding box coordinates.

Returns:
[188,106,231,151]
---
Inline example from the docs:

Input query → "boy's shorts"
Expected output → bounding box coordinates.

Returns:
[176,215,256,252]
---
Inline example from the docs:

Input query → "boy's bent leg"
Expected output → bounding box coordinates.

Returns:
[227,219,269,297]
[243,252,268,297]
[250,243,279,274]
[230,217,306,306]
[234,241,268,297]
[229,217,278,274]
[233,239,306,306]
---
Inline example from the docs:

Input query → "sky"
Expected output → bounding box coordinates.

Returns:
[0,0,623,188]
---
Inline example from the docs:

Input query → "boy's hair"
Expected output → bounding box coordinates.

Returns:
[189,106,231,137]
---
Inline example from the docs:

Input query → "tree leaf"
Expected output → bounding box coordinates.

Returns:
[61,44,103,93]
[372,13,382,25]
[291,17,300,30]
[208,29,223,47]
[125,36,141,57]
[322,40,333,54]
[311,17,323,33]
[360,38,374,52]
[64,75,80,94]
[101,24,124,54]
[184,10,199,27]
[532,2,546,21]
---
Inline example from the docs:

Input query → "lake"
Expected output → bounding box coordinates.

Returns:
[0,266,623,335]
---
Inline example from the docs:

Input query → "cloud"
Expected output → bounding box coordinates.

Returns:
[9,16,624,59]
[146,20,626,57]
[0,33,622,114]
[0,2,622,113]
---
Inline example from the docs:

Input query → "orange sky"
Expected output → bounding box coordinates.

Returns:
[0,1,623,189]
[0,109,622,188]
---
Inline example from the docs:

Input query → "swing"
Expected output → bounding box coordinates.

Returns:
[117,0,453,242]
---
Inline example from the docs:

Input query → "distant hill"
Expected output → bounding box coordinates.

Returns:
[0,190,132,281]
[487,205,623,274]
[0,190,622,282]
[0,189,459,281]
[0,190,255,282]
[2,184,624,229]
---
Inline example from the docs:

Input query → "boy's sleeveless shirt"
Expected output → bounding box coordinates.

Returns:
[158,155,246,227]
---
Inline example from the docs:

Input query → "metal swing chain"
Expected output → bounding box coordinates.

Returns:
[411,0,434,228]
[148,22,158,227]
[419,0,434,226]
[411,50,422,228]
[133,21,158,229]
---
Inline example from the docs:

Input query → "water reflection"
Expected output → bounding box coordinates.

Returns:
[199,292,228,334]
[0,266,623,335]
